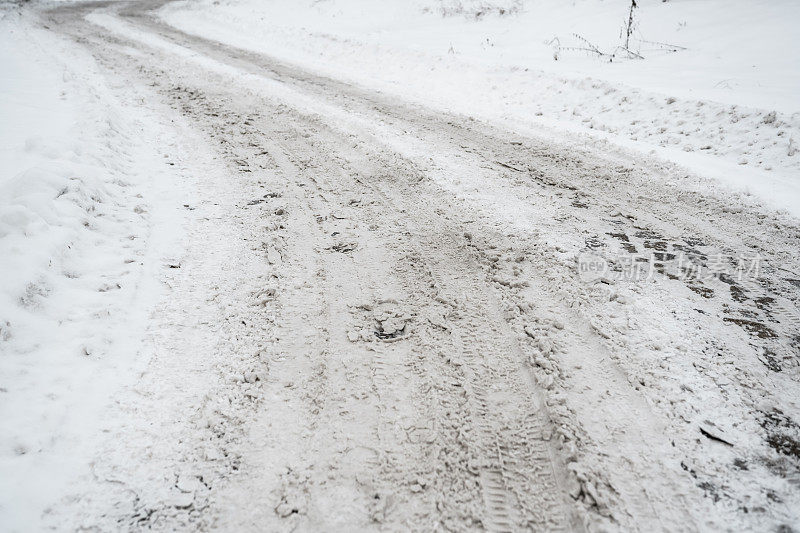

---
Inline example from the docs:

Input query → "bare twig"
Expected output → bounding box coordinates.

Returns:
[636,38,687,52]
[624,0,637,50]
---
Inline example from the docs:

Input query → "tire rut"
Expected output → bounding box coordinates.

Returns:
[41,0,800,530]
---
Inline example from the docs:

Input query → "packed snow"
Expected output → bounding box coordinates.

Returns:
[1,0,799,531]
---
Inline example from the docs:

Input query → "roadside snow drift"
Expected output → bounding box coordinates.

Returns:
[0,10,189,529]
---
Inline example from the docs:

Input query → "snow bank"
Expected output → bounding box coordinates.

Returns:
[160,0,800,215]
[0,10,190,529]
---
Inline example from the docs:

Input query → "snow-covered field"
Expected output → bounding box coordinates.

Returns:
[1,0,799,531]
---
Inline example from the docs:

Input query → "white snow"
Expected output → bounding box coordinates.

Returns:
[0,10,191,529]
[2,0,799,529]
[159,0,800,215]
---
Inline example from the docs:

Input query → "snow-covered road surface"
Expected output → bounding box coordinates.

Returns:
[3,0,800,530]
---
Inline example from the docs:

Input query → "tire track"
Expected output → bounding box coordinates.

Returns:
[42,0,800,530]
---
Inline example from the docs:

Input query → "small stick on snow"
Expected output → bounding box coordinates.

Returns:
[699,426,734,447]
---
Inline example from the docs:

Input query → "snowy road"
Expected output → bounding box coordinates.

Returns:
[15,0,800,530]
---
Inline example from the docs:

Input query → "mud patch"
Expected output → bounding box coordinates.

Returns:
[729,284,747,303]
[584,235,605,250]
[683,237,707,247]
[688,285,714,298]
[633,229,663,241]
[652,252,676,262]
[723,318,777,339]
[607,232,637,253]
[759,348,783,372]
[673,243,707,263]
[642,240,668,252]
[330,241,358,253]
[760,410,800,461]
[754,296,775,312]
